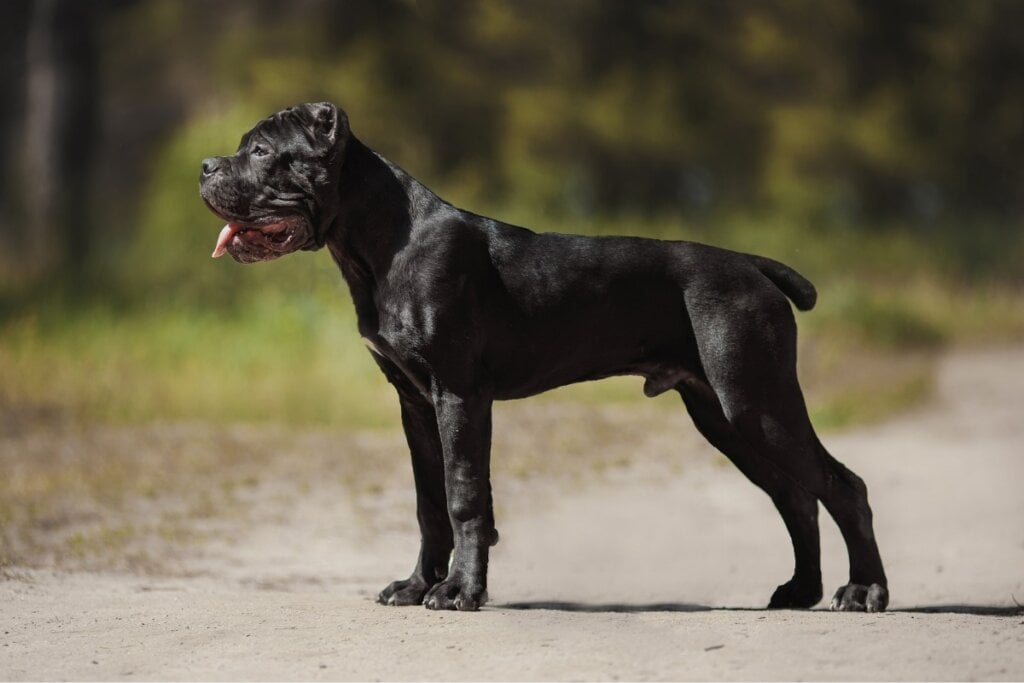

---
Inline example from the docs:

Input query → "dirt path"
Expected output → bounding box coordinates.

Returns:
[3,348,1023,680]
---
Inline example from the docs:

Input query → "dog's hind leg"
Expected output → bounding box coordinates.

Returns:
[708,388,887,611]
[675,374,824,609]
[708,386,887,612]
[814,438,889,612]
[686,292,887,611]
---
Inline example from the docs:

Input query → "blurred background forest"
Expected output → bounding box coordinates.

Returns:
[2,0,1024,430]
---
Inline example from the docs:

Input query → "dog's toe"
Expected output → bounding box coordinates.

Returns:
[829,583,888,612]
[423,582,457,610]
[377,577,430,606]
[423,578,486,611]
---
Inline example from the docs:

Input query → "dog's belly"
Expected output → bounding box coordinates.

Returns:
[487,361,678,400]
[481,303,699,400]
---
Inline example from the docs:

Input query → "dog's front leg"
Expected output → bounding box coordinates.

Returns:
[422,389,493,611]
[377,393,454,606]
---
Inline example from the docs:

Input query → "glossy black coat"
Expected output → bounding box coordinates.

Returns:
[200,103,888,613]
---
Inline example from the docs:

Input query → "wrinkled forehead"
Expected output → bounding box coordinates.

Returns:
[237,111,307,151]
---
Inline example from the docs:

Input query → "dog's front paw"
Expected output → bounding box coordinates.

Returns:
[768,577,823,609]
[422,577,486,611]
[377,576,432,606]
[829,583,888,612]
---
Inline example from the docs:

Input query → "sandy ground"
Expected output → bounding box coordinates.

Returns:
[2,347,1023,681]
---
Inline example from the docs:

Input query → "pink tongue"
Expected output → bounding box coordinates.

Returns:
[212,223,241,258]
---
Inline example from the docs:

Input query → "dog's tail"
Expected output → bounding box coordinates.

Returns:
[751,256,817,311]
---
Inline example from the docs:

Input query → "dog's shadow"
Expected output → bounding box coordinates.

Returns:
[500,601,1024,617]
[897,604,1024,617]
[501,600,715,613]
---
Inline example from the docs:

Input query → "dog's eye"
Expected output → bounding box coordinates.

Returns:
[251,144,270,157]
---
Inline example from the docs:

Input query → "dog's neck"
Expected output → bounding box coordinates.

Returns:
[322,136,439,331]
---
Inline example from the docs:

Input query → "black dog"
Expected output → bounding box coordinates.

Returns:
[199,102,888,613]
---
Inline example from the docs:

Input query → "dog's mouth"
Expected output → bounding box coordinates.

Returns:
[211,219,301,259]
[203,198,308,263]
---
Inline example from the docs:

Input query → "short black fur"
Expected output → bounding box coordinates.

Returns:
[200,102,888,613]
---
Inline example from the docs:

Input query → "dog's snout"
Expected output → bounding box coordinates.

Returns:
[201,157,221,179]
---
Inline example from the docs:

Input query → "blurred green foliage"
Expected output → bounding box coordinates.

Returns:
[2,0,1024,430]
[3,0,1023,292]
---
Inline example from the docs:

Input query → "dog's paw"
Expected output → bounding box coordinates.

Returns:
[829,583,888,612]
[422,577,487,611]
[377,576,431,606]
[767,577,823,609]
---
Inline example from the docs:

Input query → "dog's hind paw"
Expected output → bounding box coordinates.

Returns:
[829,583,888,612]
[767,577,823,609]
[423,577,487,611]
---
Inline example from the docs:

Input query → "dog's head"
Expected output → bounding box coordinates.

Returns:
[199,102,349,263]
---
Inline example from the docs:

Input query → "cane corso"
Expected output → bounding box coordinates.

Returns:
[199,102,888,612]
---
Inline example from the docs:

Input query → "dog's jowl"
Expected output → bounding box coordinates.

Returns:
[200,102,888,613]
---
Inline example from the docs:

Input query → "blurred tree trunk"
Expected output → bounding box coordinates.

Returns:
[23,0,100,281]
[0,0,31,277]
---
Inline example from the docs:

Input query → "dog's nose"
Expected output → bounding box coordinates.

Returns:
[200,158,221,178]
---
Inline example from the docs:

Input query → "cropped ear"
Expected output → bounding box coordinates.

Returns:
[293,102,349,153]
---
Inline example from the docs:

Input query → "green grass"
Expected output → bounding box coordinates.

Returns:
[0,295,399,429]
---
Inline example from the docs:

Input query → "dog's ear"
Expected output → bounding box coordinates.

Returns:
[293,102,349,153]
